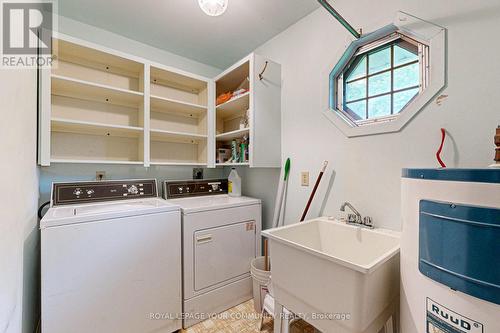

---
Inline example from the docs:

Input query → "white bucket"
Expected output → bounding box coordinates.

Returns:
[250,257,271,313]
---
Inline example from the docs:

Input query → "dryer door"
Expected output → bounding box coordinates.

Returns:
[194,220,256,291]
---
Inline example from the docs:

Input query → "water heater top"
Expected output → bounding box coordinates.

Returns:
[402,168,500,184]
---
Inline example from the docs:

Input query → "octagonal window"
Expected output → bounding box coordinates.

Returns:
[336,33,429,125]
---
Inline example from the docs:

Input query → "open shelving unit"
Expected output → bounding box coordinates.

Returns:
[39,35,213,166]
[215,60,251,165]
[45,38,145,165]
[39,36,280,168]
[149,66,209,165]
[213,53,281,168]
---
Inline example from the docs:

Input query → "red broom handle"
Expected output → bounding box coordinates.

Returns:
[300,161,328,222]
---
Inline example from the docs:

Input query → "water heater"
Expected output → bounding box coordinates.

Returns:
[401,169,499,333]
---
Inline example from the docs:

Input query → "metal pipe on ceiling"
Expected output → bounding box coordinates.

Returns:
[317,0,361,39]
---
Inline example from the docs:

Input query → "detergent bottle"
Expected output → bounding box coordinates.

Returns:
[228,168,241,197]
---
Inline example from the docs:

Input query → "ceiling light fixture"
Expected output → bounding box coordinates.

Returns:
[198,0,228,17]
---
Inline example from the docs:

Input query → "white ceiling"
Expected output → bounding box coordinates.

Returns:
[59,0,320,69]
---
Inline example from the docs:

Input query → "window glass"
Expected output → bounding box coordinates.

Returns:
[393,63,419,90]
[368,47,391,74]
[346,56,366,81]
[368,71,391,97]
[345,79,366,102]
[393,88,419,113]
[368,95,391,118]
[394,41,418,66]
[346,100,366,120]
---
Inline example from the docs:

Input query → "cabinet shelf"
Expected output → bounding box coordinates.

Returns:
[151,128,207,143]
[215,60,250,96]
[150,95,206,116]
[51,118,143,138]
[216,92,249,118]
[151,66,207,92]
[55,39,143,77]
[216,128,249,141]
[215,162,250,167]
[150,161,207,166]
[52,74,144,108]
[50,159,143,165]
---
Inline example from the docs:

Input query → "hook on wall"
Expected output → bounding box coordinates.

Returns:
[259,61,268,81]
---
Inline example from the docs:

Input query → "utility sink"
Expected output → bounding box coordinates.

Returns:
[262,217,400,333]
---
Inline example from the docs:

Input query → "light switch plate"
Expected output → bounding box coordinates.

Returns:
[301,172,309,186]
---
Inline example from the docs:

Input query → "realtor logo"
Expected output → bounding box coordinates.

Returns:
[1,0,56,67]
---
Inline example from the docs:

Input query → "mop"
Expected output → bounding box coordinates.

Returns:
[272,158,291,228]
[265,158,290,270]
[260,158,294,331]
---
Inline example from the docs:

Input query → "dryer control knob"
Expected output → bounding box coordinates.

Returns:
[73,189,82,196]
[128,185,139,195]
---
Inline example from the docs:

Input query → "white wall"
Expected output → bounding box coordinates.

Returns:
[0,69,39,333]
[254,0,500,230]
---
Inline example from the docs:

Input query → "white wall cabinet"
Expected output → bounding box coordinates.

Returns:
[38,34,280,168]
[214,54,281,168]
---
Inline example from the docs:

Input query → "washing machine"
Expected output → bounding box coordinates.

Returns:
[401,169,500,333]
[163,179,261,328]
[41,179,182,333]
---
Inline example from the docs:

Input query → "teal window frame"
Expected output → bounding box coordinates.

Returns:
[342,39,420,121]
[324,13,446,138]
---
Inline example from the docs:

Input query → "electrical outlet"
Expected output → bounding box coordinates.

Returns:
[193,168,203,179]
[96,171,106,181]
[301,172,309,186]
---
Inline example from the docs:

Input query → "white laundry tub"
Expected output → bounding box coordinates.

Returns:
[262,217,400,333]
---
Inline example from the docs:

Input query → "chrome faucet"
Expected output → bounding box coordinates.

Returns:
[340,202,373,229]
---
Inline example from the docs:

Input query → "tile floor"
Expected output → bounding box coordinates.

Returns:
[184,300,315,333]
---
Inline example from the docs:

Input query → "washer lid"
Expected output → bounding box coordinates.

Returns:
[40,198,179,229]
[167,195,261,214]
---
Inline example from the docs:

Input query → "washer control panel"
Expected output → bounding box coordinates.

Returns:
[52,179,157,206]
[164,179,228,199]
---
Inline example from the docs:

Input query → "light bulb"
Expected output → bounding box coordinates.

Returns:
[198,0,228,17]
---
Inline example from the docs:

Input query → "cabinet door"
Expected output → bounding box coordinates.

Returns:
[194,220,256,291]
[251,54,281,167]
